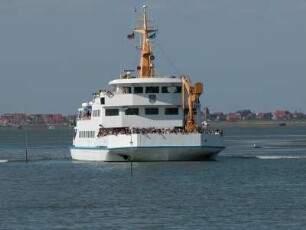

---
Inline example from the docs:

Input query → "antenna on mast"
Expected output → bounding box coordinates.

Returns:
[127,5,157,78]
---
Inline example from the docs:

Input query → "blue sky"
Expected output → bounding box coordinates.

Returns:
[0,0,305,114]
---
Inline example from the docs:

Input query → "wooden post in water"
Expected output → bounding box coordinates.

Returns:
[130,128,134,176]
[25,121,28,163]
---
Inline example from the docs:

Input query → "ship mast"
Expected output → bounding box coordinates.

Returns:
[132,5,156,78]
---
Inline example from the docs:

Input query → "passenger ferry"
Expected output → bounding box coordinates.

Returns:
[70,6,225,161]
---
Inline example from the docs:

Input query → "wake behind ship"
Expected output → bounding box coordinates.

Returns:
[70,6,225,161]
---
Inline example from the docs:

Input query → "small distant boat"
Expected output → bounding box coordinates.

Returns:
[253,140,261,149]
[278,123,287,126]
[48,125,55,129]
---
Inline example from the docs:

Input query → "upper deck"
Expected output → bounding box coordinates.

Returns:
[75,6,203,131]
[108,76,181,86]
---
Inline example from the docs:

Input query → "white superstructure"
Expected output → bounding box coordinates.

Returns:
[70,6,225,161]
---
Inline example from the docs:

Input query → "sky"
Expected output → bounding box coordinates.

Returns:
[0,0,305,114]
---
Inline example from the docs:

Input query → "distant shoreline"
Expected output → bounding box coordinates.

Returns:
[210,120,306,127]
[0,124,73,130]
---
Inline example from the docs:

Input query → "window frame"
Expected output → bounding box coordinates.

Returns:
[125,108,139,115]
[122,87,132,94]
[145,107,159,115]
[165,107,179,115]
[105,109,119,116]
[145,86,159,94]
[134,87,143,94]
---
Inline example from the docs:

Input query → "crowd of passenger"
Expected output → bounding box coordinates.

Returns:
[97,127,223,137]
[78,110,91,120]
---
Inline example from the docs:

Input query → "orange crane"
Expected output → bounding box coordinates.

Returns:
[181,75,203,132]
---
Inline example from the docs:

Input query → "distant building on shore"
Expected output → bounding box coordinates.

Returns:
[0,113,27,125]
[0,113,76,127]
[204,108,305,122]
[273,110,292,120]
[226,113,242,121]
[0,109,305,127]
[208,112,226,121]
[256,112,273,120]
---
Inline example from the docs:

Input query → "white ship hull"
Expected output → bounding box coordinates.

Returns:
[71,146,223,162]
[71,133,225,162]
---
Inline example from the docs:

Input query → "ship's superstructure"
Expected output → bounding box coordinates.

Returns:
[70,6,225,161]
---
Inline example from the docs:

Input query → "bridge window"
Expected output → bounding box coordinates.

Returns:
[162,86,181,93]
[125,108,139,115]
[122,87,132,94]
[134,87,143,94]
[105,109,119,116]
[165,108,179,115]
[146,86,159,94]
[145,108,159,115]
[162,86,169,93]
[100,97,105,104]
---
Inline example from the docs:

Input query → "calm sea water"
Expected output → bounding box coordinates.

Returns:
[0,126,305,229]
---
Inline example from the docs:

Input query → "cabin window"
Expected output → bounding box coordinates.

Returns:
[134,87,143,94]
[122,87,132,94]
[100,97,105,104]
[161,86,169,93]
[145,86,159,94]
[92,110,101,117]
[161,86,176,93]
[105,109,119,116]
[79,131,95,138]
[165,108,179,115]
[162,86,181,93]
[125,108,139,115]
[145,108,159,115]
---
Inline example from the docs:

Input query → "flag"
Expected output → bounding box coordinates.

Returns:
[148,33,156,39]
[127,32,135,40]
